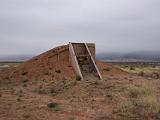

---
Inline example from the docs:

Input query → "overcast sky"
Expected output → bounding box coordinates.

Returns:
[0,0,160,55]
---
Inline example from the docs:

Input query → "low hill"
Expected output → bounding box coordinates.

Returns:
[97,51,160,61]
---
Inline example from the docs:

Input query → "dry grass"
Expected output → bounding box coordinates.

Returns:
[113,85,160,119]
[113,100,134,117]
[103,67,111,71]
[127,85,151,98]
[141,95,160,114]
[76,75,81,81]
[117,63,160,76]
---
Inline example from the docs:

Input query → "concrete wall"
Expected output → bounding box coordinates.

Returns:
[87,43,95,60]
[71,43,95,58]
[46,45,69,62]
[69,43,83,79]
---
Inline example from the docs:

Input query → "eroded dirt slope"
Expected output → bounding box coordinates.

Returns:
[1,48,160,120]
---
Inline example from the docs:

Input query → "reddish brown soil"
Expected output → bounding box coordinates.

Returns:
[0,50,160,120]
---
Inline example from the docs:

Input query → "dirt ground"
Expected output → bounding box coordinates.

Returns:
[0,58,160,120]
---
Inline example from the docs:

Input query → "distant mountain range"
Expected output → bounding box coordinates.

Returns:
[0,54,34,61]
[0,51,160,62]
[97,51,160,62]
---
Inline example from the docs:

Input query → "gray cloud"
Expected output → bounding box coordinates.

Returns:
[0,0,160,55]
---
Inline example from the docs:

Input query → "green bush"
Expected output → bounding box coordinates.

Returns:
[103,67,111,71]
[130,67,135,70]
[47,101,59,111]
[76,75,81,81]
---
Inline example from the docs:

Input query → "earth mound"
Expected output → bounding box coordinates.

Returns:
[3,46,160,120]
[0,45,127,81]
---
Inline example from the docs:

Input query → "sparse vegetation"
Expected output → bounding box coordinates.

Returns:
[37,88,46,94]
[128,85,151,98]
[55,69,61,73]
[23,78,29,83]
[23,113,31,119]
[47,101,58,108]
[17,97,21,102]
[112,100,133,116]
[47,101,60,111]
[140,95,160,114]
[103,67,111,71]
[68,117,75,120]
[1,60,160,119]
[32,85,47,94]
[50,88,57,96]
[130,67,135,70]
[107,92,113,101]
[94,80,99,85]
[21,71,28,76]
[151,72,159,79]
[76,75,81,81]
[113,85,160,118]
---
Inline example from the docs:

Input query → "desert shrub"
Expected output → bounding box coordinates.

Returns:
[103,67,111,71]
[17,97,21,102]
[112,101,134,117]
[128,85,151,98]
[47,101,60,111]
[130,67,135,70]
[114,85,160,118]
[76,75,81,81]
[152,65,156,68]
[22,78,28,83]
[33,86,46,94]
[106,92,113,102]
[113,97,160,118]
[124,65,128,68]
[140,96,160,114]
[55,70,61,73]
[94,80,99,85]
[50,88,57,96]
[47,101,58,108]
[151,72,159,79]
[21,71,28,76]
[50,88,56,94]
[144,73,151,78]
